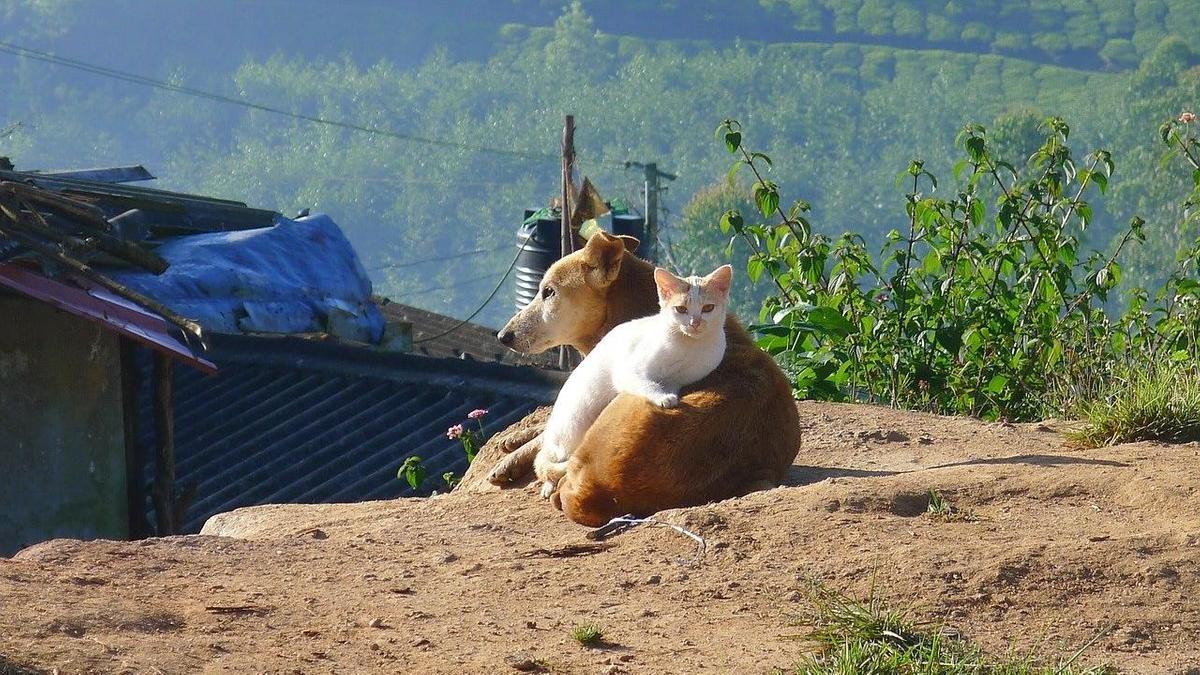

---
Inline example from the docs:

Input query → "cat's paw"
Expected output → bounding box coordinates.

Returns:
[652,393,679,408]
[539,480,557,499]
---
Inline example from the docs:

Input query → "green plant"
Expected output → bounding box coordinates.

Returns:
[398,455,426,489]
[442,471,460,490]
[714,114,1200,422]
[570,622,604,647]
[925,489,977,522]
[447,408,490,463]
[1071,361,1200,447]
[795,582,1113,674]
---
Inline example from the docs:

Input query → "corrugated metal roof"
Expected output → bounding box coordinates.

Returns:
[375,297,561,370]
[134,334,562,533]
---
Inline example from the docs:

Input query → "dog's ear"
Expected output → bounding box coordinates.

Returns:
[616,235,640,253]
[582,230,626,284]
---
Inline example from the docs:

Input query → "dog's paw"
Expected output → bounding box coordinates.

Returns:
[652,393,679,408]
[487,462,513,486]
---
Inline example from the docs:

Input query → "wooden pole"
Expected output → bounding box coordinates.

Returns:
[152,352,178,535]
[643,162,659,264]
[119,339,146,540]
[559,115,576,370]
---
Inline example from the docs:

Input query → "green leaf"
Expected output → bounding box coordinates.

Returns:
[747,257,764,283]
[1077,202,1093,227]
[1194,168,1200,189]
[719,210,743,234]
[952,159,971,181]
[965,136,986,163]
[755,334,790,353]
[724,131,742,154]
[806,307,855,337]
[750,151,773,168]
[398,456,426,489]
[970,199,985,227]
[985,374,1008,395]
[935,326,962,354]
[727,159,742,184]
[753,181,779,217]
[1092,171,1107,194]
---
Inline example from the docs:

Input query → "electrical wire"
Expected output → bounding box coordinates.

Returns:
[399,271,504,298]
[0,40,604,164]
[412,233,531,344]
[369,243,508,271]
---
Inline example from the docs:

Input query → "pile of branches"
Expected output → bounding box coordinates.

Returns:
[0,181,204,345]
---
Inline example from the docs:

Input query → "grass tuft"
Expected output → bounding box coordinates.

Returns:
[570,622,605,647]
[1070,361,1200,448]
[793,582,1113,674]
[925,489,977,522]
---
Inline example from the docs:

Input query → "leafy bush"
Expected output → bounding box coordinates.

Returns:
[714,112,1200,422]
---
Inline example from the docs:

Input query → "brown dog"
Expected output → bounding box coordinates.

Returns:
[495,231,801,526]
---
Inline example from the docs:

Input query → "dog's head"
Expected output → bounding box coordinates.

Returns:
[498,230,639,354]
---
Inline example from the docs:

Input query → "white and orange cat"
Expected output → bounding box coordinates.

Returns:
[532,264,734,497]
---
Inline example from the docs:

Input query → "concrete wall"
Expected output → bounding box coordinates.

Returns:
[0,295,128,556]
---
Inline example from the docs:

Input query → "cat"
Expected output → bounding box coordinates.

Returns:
[532,263,733,498]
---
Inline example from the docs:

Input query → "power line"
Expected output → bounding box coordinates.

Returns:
[412,233,529,344]
[369,243,509,272]
[400,271,504,298]
[0,40,586,164]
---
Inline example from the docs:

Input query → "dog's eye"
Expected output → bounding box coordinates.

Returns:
[701,304,715,313]
[541,286,555,299]
[674,306,688,314]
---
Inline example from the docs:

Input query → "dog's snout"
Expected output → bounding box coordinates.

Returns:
[498,329,515,346]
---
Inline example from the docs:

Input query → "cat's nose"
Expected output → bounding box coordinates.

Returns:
[498,329,515,346]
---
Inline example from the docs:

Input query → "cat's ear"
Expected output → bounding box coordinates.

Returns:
[582,231,626,284]
[616,235,640,253]
[654,267,688,300]
[705,264,733,298]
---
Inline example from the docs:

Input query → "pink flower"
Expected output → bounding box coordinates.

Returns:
[446,424,464,440]
[467,408,489,420]
[1180,111,1197,124]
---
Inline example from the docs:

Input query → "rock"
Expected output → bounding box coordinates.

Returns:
[505,652,546,672]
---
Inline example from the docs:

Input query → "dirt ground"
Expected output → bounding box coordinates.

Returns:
[2,401,1199,674]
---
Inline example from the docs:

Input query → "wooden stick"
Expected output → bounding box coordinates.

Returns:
[152,351,178,535]
[559,115,576,370]
[0,214,204,347]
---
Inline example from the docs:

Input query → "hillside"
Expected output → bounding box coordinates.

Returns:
[2,2,1198,327]
[2,402,1198,673]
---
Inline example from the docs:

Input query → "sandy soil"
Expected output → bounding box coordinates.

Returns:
[2,401,1199,674]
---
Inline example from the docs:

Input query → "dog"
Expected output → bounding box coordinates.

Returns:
[494,230,801,526]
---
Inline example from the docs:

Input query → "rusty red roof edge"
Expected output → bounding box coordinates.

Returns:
[0,262,216,373]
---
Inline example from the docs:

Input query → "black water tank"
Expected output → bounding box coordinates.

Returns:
[610,213,646,245]
[514,211,561,310]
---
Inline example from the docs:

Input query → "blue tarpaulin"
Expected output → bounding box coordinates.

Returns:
[111,213,384,343]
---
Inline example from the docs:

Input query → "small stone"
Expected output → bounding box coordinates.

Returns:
[645,575,661,585]
[785,590,803,602]
[505,652,545,672]
[368,618,386,629]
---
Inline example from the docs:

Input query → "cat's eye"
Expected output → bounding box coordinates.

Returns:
[541,286,555,299]
[701,304,715,313]
[674,306,688,314]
